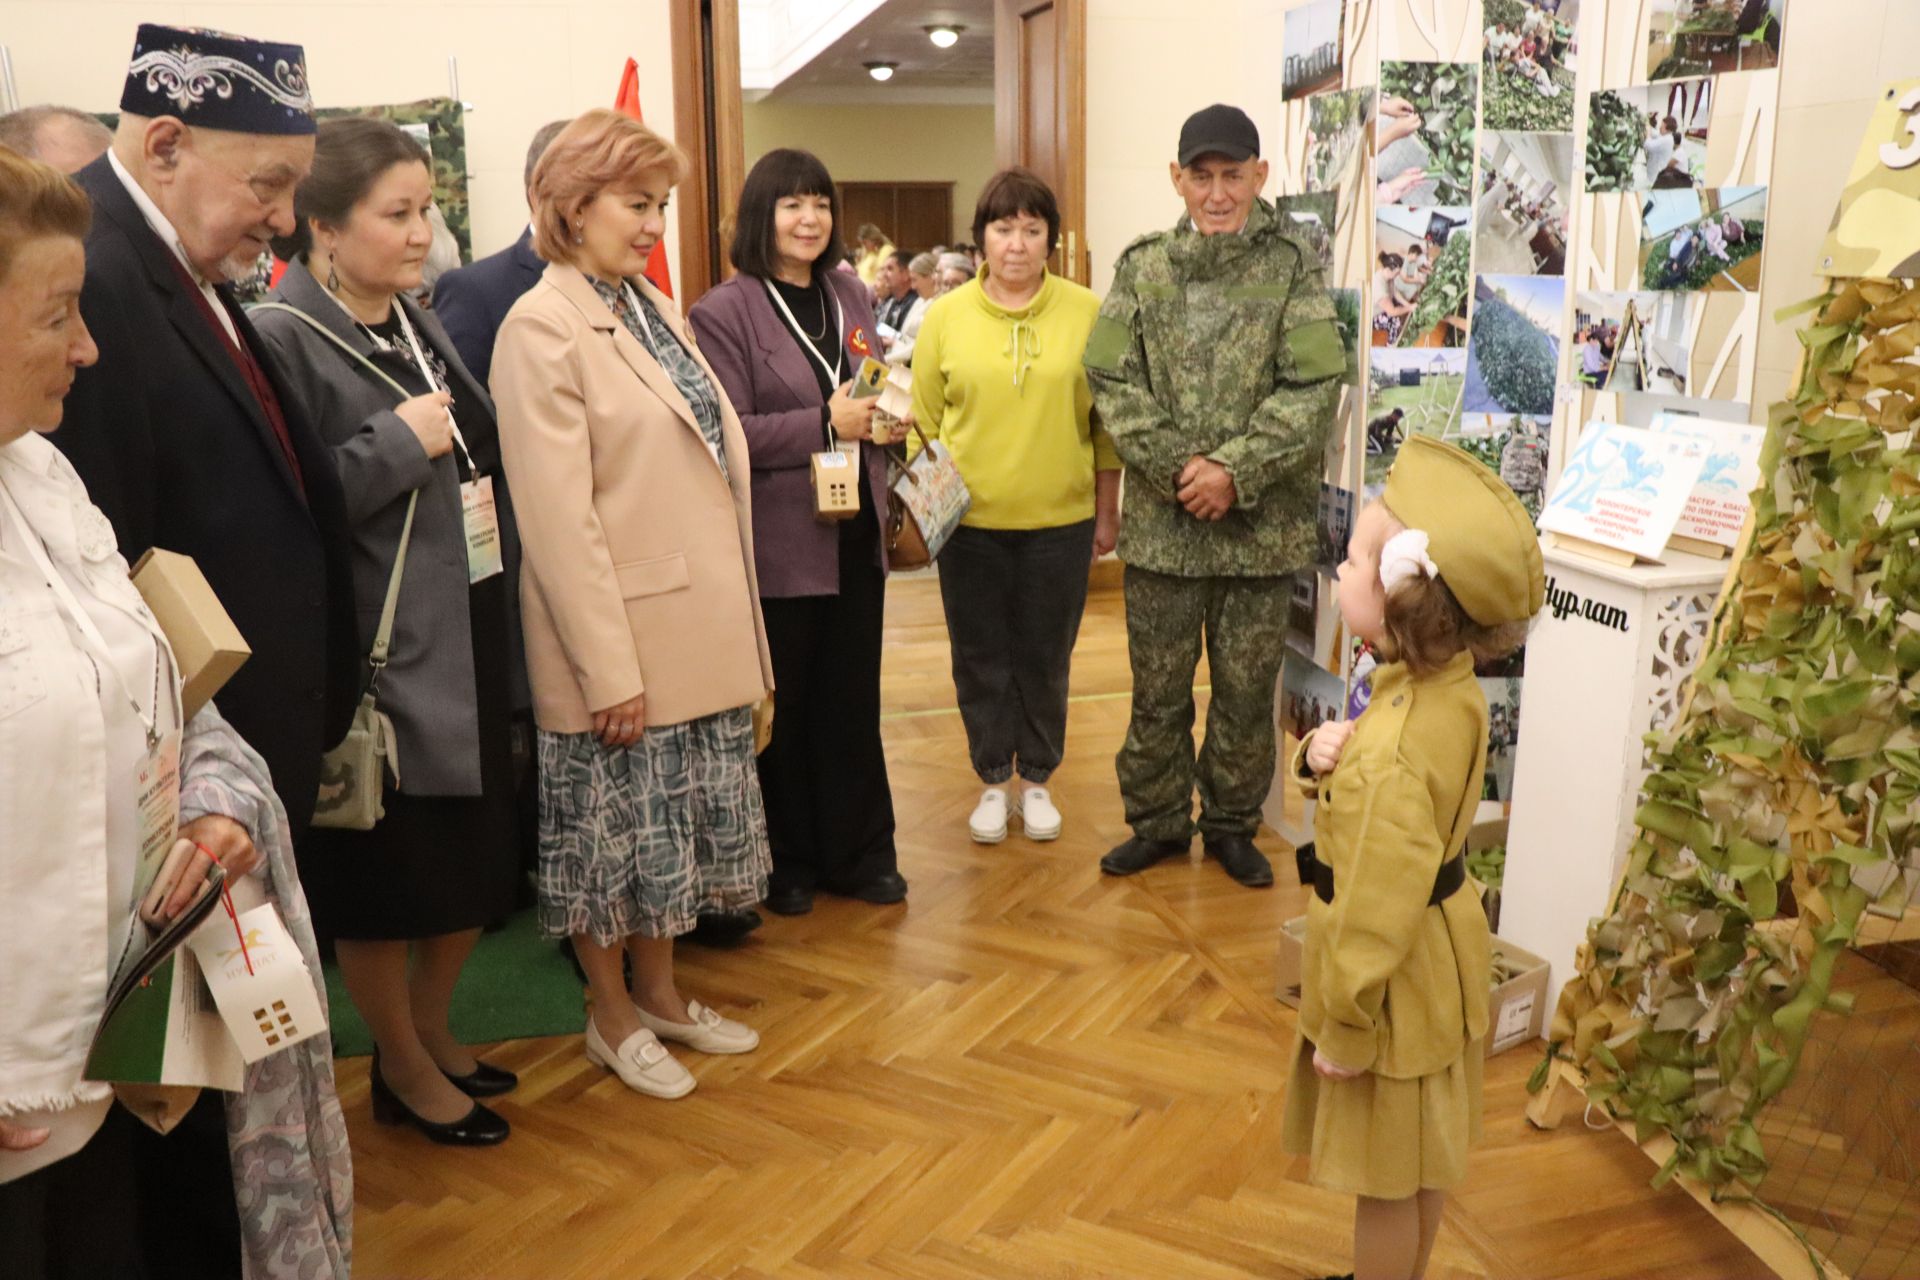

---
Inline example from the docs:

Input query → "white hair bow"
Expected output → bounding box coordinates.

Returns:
[1380,528,1440,594]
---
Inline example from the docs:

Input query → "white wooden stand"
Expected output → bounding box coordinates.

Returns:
[1499,538,1730,1008]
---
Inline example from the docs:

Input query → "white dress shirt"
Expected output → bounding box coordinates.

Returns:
[0,433,177,1183]
[107,149,240,346]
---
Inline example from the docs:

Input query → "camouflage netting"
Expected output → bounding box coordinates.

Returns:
[1537,277,1920,1197]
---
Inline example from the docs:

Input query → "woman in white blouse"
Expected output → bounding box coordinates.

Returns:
[0,147,348,1279]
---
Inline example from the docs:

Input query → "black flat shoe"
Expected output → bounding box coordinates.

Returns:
[764,884,815,916]
[1202,834,1273,888]
[686,908,764,948]
[370,1055,510,1146]
[833,871,907,905]
[1099,835,1190,876]
[443,1059,517,1098]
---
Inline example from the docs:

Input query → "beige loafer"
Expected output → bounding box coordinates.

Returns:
[635,999,760,1055]
[583,1016,696,1098]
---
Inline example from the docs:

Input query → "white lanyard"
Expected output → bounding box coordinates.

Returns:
[390,304,476,474]
[621,282,670,354]
[761,278,845,391]
[0,477,176,749]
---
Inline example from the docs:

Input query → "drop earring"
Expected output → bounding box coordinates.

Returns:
[573,223,584,246]
[324,252,340,293]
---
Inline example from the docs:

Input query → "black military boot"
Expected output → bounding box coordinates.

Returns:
[1203,834,1273,888]
[1099,835,1191,876]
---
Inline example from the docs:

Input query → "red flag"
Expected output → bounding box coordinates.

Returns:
[615,57,675,297]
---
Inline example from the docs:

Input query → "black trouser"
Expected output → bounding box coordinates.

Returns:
[0,1095,240,1280]
[757,511,898,895]
[935,519,1095,785]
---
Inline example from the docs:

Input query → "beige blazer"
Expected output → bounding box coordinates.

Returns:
[492,263,773,733]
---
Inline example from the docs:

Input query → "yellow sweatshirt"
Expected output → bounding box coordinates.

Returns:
[909,271,1121,531]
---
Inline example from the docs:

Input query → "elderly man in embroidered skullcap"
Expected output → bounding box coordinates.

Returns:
[51,26,357,1278]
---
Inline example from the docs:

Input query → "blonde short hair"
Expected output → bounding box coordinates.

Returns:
[0,144,91,287]
[529,109,689,264]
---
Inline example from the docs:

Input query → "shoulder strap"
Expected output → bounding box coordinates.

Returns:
[249,300,418,689]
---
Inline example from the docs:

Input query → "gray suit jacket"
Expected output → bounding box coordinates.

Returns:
[252,260,526,796]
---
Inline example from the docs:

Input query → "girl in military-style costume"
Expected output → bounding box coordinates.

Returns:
[1282,436,1545,1280]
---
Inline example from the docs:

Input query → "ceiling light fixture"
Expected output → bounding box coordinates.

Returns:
[865,60,898,82]
[925,25,963,48]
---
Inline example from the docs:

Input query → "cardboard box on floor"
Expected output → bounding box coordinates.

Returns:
[1273,917,1549,1059]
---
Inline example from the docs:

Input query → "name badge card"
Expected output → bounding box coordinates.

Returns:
[461,477,504,583]
[133,734,182,905]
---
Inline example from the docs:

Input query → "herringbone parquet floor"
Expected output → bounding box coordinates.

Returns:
[339,573,1754,1280]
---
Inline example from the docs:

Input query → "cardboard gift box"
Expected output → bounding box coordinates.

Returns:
[1273,915,1310,1009]
[131,548,250,719]
[1486,936,1550,1057]
[1273,914,1550,1058]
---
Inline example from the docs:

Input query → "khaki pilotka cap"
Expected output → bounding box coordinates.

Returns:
[1382,436,1546,626]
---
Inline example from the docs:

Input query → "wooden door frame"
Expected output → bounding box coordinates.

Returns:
[677,0,1088,291]
[670,0,745,306]
[994,0,1088,285]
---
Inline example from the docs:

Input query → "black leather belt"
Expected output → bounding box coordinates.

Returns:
[1294,842,1468,908]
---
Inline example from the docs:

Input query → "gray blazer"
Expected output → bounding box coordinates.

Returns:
[252,259,526,796]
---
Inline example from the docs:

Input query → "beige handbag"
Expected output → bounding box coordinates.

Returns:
[311,494,414,830]
[252,301,420,831]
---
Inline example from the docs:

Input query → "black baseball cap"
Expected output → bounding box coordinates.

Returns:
[1178,104,1261,166]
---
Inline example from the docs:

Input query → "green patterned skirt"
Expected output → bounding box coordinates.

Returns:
[535,706,771,943]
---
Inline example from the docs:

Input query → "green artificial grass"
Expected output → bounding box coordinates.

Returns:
[322,907,585,1058]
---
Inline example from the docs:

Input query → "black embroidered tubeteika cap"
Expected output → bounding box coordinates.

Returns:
[119,24,315,135]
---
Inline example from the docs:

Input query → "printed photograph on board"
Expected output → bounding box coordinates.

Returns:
[1316,482,1357,576]
[1619,390,1752,429]
[1649,0,1783,79]
[1479,675,1525,801]
[1374,205,1471,349]
[1284,0,1346,101]
[1329,286,1364,384]
[1288,573,1318,653]
[1573,291,1700,396]
[1280,649,1346,745]
[1275,190,1336,271]
[1475,131,1573,275]
[1458,413,1552,521]
[1465,274,1565,418]
[1586,79,1713,194]
[1640,186,1768,292]
[1366,349,1467,484]
[1482,0,1580,134]
[1377,61,1480,207]
[1307,87,1376,193]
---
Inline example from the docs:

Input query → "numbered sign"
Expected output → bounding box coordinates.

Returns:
[1820,78,1920,278]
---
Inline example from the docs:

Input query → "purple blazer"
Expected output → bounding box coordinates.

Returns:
[689,270,891,598]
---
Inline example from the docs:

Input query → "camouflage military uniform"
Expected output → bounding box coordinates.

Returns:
[1085,196,1345,841]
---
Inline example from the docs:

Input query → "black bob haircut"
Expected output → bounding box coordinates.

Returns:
[730,148,848,282]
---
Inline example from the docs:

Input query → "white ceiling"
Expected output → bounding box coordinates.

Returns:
[746,0,997,106]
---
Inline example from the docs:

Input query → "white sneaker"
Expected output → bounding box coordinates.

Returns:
[635,998,759,1055]
[1015,786,1063,841]
[969,786,1010,843]
[584,1014,696,1098]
